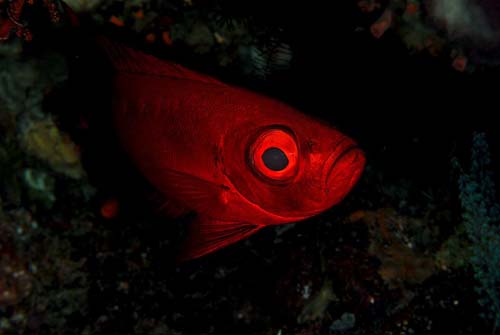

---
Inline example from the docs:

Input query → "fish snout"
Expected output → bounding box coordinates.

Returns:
[323,146,365,204]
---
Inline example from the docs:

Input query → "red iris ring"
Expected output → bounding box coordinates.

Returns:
[248,126,299,183]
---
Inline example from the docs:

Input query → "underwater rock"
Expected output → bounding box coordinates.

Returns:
[0,40,22,57]
[0,210,36,309]
[0,253,33,306]
[22,168,57,208]
[373,242,435,289]
[347,209,437,289]
[0,52,67,117]
[330,312,356,331]
[429,0,500,45]
[64,0,107,13]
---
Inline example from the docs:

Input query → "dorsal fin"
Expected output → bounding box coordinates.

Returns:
[96,36,225,85]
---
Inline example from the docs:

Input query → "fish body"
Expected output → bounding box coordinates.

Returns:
[101,39,365,260]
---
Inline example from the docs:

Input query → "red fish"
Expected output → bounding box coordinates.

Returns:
[98,38,366,261]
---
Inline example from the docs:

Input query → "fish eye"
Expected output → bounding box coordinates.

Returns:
[248,127,299,182]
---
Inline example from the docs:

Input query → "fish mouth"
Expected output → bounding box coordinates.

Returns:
[324,146,365,204]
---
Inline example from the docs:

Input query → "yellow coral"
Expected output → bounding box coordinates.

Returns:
[297,280,338,324]
[21,118,84,179]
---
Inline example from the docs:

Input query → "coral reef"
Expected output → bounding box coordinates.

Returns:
[0,20,93,333]
[355,0,500,71]
[0,1,498,334]
[0,0,62,41]
[455,133,500,327]
[347,208,437,289]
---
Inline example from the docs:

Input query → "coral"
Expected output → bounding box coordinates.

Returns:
[0,0,62,41]
[355,0,500,70]
[455,132,500,326]
[0,18,92,333]
[21,117,84,179]
[373,242,435,289]
[297,280,338,324]
[64,0,107,13]
[64,0,293,79]
[434,223,471,270]
[348,208,437,289]
[0,127,24,206]
[0,252,33,306]
[175,21,215,54]
[0,47,84,184]
[0,0,293,80]
[0,51,67,117]
[0,206,92,333]
[168,9,292,78]
[238,40,292,79]
[0,1,494,334]
[22,167,57,208]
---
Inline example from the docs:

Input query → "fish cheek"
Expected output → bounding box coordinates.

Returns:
[213,143,225,172]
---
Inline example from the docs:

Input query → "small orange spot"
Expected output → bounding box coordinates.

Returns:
[348,210,367,222]
[134,9,144,20]
[100,199,120,219]
[405,3,418,15]
[162,31,173,45]
[452,56,467,72]
[109,15,125,27]
[370,10,392,39]
[145,32,156,43]
[214,32,225,44]
[370,20,389,39]
[23,29,32,42]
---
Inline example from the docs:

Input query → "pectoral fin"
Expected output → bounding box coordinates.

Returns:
[178,216,263,262]
[148,166,228,216]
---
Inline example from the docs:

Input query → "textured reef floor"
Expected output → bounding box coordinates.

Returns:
[1,1,500,334]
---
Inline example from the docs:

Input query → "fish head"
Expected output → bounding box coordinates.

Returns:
[222,104,365,223]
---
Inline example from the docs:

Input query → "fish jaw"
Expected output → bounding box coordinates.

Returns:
[323,146,365,206]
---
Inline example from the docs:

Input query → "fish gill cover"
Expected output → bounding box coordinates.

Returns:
[0,0,499,334]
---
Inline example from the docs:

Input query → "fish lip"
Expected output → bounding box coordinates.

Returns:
[324,145,364,193]
[323,142,358,182]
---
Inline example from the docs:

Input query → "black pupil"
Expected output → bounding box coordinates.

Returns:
[262,147,289,171]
